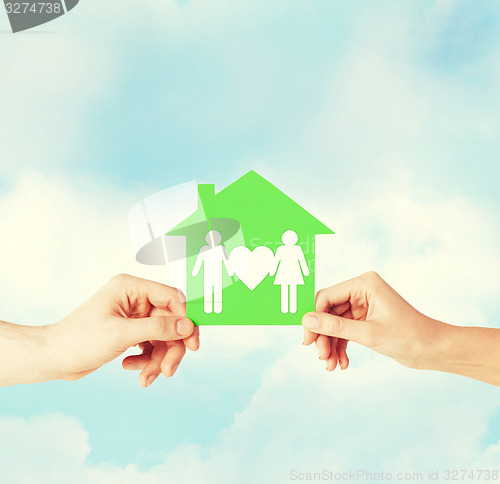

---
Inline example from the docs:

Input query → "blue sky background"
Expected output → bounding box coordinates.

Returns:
[1,1,500,482]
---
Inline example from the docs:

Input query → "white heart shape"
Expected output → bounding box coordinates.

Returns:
[229,246,275,290]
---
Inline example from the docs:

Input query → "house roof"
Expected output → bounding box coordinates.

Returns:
[168,170,334,236]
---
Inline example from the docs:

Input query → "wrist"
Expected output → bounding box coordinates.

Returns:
[27,324,66,383]
[40,322,70,382]
[408,317,459,372]
[0,322,63,386]
[427,324,500,385]
[420,320,466,374]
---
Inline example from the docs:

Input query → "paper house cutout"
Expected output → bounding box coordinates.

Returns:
[167,170,334,326]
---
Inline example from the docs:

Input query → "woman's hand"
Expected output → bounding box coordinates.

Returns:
[301,271,452,373]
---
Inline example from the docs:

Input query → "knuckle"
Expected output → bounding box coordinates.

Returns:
[150,316,167,337]
[326,315,343,337]
[111,273,132,284]
[362,271,381,284]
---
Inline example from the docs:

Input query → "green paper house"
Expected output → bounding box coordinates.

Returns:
[167,171,334,325]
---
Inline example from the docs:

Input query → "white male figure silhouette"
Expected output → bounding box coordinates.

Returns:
[192,230,234,314]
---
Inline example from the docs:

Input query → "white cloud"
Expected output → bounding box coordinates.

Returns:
[0,0,311,180]
[1,350,498,484]
[0,173,498,483]
[277,0,500,216]
[1,2,500,479]
[0,172,299,358]
[0,413,91,484]
[0,171,142,324]
[0,22,116,177]
[315,189,500,326]
[143,347,499,484]
[2,169,496,363]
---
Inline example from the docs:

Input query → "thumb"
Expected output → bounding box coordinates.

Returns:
[302,312,373,347]
[121,316,195,347]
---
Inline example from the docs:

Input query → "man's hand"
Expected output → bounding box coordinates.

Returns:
[301,271,452,373]
[44,274,199,387]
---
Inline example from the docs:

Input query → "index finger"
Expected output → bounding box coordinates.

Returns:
[315,271,379,313]
[121,275,186,316]
[315,280,354,313]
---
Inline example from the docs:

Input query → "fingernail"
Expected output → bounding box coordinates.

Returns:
[317,347,323,359]
[177,319,193,336]
[146,375,157,387]
[170,364,179,377]
[302,316,319,329]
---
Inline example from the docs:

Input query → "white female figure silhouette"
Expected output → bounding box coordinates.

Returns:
[269,230,310,314]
